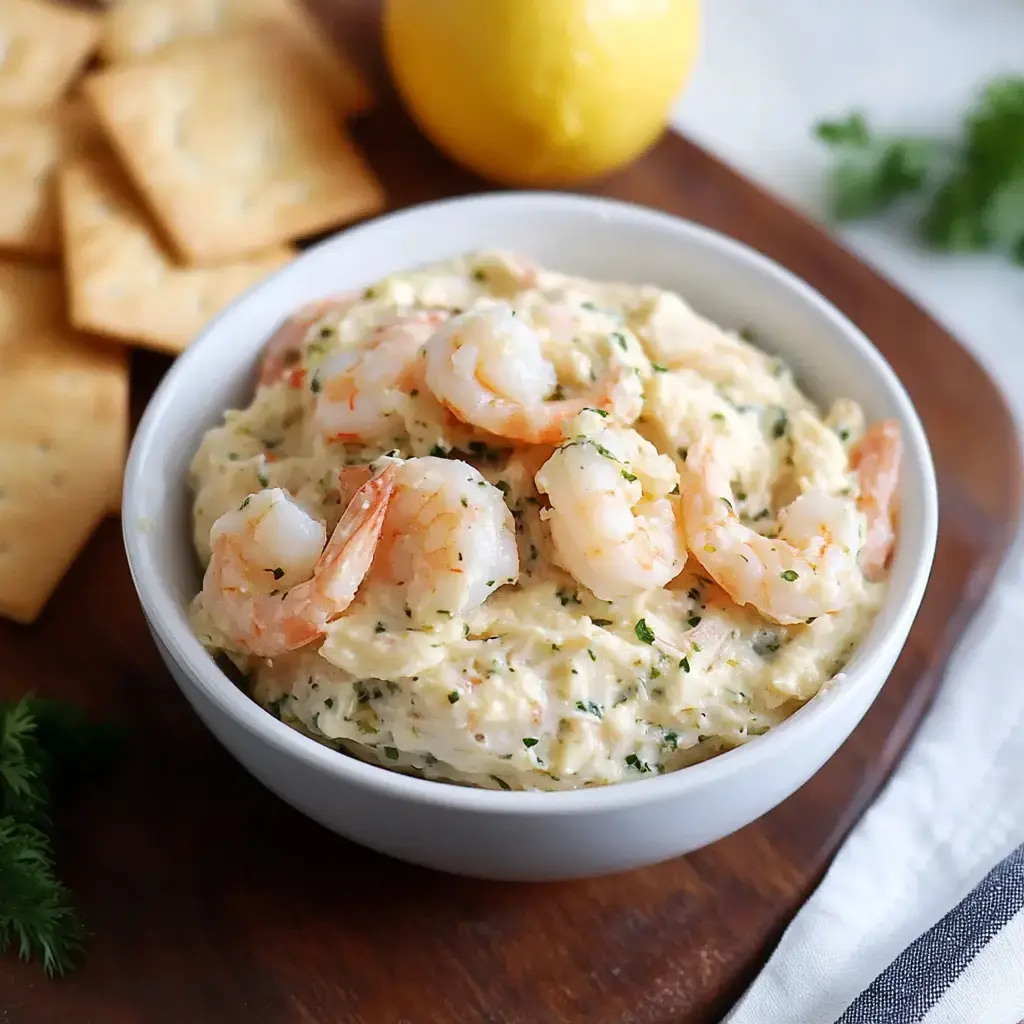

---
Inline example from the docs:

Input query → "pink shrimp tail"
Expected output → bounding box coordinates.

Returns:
[247,466,395,656]
[851,419,902,581]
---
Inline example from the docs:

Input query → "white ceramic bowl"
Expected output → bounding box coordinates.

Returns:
[123,193,937,882]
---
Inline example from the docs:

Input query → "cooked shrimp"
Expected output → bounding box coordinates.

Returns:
[681,437,862,624]
[313,310,449,442]
[424,303,642,444]
[535,410,687,600]
[257,294,359,388]
[201,466,395,657]
[376,456,519,623]
[851,418,902,581]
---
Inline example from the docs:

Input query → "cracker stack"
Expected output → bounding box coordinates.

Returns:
[0,0,385,623]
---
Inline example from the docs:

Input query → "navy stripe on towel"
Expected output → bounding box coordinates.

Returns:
[836,843,1024,1024]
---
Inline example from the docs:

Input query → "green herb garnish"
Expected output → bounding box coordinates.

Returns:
[634,619,656,644]
[0,697,121,976]
[817,81,1024,263]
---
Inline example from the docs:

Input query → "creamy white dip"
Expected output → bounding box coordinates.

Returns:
[188,251,890,792]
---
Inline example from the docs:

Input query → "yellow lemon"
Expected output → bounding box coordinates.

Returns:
[383,0,700,187]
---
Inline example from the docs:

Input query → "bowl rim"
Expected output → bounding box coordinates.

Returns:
[123,190,938,815]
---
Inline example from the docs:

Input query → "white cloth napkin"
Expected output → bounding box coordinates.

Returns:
[725,551,1024,1024]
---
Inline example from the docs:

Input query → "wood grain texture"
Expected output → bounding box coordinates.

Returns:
[1,2,1021,1022]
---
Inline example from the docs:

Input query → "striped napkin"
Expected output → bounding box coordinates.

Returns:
[725,565,1024,1024]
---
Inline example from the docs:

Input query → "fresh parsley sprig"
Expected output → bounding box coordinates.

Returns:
[0,695,121,976]
[815,77,1024,263]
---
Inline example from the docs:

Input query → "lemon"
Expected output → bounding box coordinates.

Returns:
[383,0,700,187]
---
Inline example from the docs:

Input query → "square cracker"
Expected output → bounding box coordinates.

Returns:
[0,263,128,624]
[100,0,374,116]
[0,103,99,257]
[60,150,294,354]
[0,0,100,111]
[83,32,386,264]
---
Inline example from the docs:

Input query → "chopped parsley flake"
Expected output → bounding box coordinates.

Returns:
[384,747,399,760]
[586,407,609,418]
[266,567,285,581]
[625,753,651,773]
[575,700,603,718]
[239,496,250,509]
[610,331,628,352]
[634,618,656,644]
[587,648,597,662]
[780,569,799,582]
[663,732,679,750]
[491,775,512,791]
[374,621,387,634]
[687,615,702,628]
[324,697,334,709]
[651,363,668,373]
[429,444,449,458]
[309,374,321,394]
[679,656,690,673]
[447,691,460,704]
[522,737,539,748]
[772,410,789,439]
[592,618,613,627]
[621,470,638,482]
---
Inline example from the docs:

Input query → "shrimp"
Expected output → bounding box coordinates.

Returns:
[851,418,902,581]
[200,466,395,657]
[313,310,449,442]
[423,303,642,445]
[376,456,519,623]
[681,436,862,624]
[534,411,687,600]
[257,294,359,388]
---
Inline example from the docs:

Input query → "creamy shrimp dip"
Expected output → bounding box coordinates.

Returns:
[189,251,901,792]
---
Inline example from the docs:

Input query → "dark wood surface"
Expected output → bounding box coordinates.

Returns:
[3,3,1022,1022]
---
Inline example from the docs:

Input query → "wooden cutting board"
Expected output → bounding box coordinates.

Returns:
[2,3,1022,1022]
